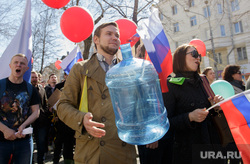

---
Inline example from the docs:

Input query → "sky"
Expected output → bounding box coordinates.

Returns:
[0,0,77,59]
[0,0,157,62]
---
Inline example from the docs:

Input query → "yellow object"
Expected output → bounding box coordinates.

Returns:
[79,70,88,112]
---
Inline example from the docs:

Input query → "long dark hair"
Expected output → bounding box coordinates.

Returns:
[222,65,240,82]
[173,44,200,74]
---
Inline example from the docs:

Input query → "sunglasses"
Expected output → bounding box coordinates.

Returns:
[186,50,201,60]
[236,71,241,74]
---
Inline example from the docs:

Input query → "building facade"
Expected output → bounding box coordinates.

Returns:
[158,0,250,80]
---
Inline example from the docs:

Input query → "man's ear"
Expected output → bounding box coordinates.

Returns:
[93,35,99,45]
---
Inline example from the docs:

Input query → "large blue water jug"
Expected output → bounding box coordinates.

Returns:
[105,43,169,145]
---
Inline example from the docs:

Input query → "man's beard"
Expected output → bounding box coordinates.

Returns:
[100,44,118,56]
[31,81,38,86]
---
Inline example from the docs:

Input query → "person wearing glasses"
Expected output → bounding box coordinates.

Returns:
[163,44,224,163]
[222,65,245,94]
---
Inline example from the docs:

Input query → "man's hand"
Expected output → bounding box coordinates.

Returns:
[146,141,158,149]
[3,128,16,140]
[189,108,208,122]
[83,112,106,138]
[15,124,26,138]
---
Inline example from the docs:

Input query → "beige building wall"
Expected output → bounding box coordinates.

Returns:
[42,63,63,86]
[158,0,250,80]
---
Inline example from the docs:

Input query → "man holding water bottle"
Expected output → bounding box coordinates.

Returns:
[57,22,136,164]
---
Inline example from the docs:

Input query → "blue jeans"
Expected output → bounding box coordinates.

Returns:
[0,136,33,164]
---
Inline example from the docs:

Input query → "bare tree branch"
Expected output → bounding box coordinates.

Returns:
[102,0,127,17]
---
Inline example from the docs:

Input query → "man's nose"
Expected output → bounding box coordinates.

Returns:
[112,34,118,40]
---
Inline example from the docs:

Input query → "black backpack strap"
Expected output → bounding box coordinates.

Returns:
[0,78,7,99]
[0,78,33,99]
[25,81,33,98]
[0,79,33,131]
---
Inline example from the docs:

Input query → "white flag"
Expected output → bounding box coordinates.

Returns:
[0,0,32,81]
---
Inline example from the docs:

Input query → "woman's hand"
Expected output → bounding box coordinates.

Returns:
[214,95,224,103]
[208,95,224,105]
[208,95,224,110]
[189,108,208,122]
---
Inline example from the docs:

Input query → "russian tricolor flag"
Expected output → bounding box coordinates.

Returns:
[208,90,250,163]
[137,8,172,93]
[127,33,140,47]
[221,90,250,163]
[60,45,83,75]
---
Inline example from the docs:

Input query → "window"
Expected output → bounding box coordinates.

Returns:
[231,0,239,11]
[203,6,211,18]
[220,25,226,36]
[215,53,222,64]
[234,21,243,33]
[217,3,222,14]
[174,23,179,32]
[172,5,177,15]
[190,16,197,26]
[188,0,194,7]
[237,47,247,60]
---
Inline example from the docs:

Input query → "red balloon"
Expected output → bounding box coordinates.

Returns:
[42,0,70,9]
[189,39,206,57]
[31,57,34,64]
[115,19,137,46]
[60,7,94,43]
[55,60,62,70]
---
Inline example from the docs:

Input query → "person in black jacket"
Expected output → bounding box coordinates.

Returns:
[164,44,224,164]
[53,73,75,164]
[45,73,58,153]
[45,74,57,99]
[31,71,50,164]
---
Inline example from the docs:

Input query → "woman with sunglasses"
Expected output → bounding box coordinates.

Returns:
[163,44,223,163]
[222,64,245,94]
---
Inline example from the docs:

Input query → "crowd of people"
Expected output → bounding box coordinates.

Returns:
[0,21,248,164]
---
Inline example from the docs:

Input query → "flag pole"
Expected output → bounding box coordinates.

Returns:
[207,89,250,111]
